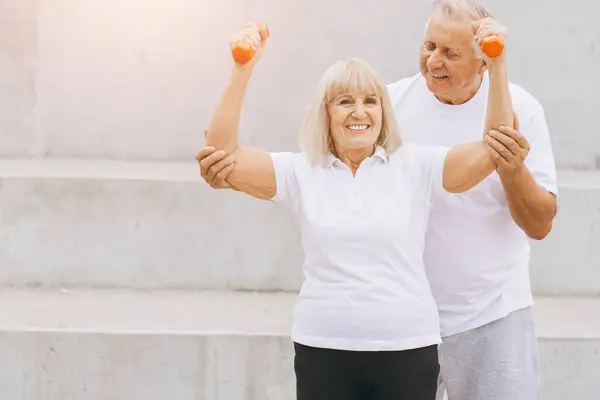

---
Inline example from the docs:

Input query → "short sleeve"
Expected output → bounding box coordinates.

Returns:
[404,143,450,202]
[519,101,559,195]
[269,152,302,211]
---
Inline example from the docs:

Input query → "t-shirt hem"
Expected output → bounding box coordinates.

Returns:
[440,296,534,338]
[291,332,442,352]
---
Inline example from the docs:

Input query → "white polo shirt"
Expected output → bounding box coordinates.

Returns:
[387,73,558,337]
[270,143,448,351]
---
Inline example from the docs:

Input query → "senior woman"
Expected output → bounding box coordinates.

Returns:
[202,22,515,400]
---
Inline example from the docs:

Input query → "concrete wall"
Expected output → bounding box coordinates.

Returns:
[0,0,598,168]
[0,166,598,295]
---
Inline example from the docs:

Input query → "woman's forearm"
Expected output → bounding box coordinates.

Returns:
[443,58,514,193]
[206,66,254,154]
[201,25,277,200]
[484,59,513,134]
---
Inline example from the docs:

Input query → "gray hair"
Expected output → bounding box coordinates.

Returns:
[426,0,493,59]
[430,0,492,21]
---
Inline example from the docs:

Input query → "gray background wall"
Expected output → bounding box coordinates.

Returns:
[1,0,597,168]
[1,0,598,294]
[1,1,598,399]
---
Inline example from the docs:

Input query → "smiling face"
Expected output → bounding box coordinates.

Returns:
[327,92,382,153]
[420,12,487,104]
[298,59,402,166]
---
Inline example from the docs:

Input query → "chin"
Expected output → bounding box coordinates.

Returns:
[427,80,449,96]
[347,136,378,149]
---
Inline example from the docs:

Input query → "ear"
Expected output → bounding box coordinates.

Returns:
[477,59,488,76]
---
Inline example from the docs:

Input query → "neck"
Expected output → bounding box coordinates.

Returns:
[435,74,483,105]
[335,145,375,175]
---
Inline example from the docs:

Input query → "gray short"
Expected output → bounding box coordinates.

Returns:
[435,307,541,400]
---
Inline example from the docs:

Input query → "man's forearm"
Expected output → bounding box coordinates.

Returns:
[500,167,557,240]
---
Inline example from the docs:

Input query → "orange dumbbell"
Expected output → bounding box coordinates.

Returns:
[481,35,504,58]
[231,23,270,64]
[475,19,505,58]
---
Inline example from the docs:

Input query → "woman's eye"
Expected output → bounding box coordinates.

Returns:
[365,98,378,104]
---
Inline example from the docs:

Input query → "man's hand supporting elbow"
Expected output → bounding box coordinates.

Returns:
[196,128,235,189]
[484,124,557,240]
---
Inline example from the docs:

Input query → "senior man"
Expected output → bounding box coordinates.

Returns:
[195,1,558,399]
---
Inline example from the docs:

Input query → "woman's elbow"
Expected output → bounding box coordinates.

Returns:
[204,132,239,155]
[442,175,487,194]
[443,183,469,194]
[525,221,553,241]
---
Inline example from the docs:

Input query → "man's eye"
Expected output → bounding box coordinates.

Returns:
[425,42,436,50]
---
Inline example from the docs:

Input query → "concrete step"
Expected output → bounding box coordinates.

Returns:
[0,289,598,400]
[0,289,295,400]
[1,159,598,295]
[0,158,304,291]
[0,0,598,169]
[529,169,600,295]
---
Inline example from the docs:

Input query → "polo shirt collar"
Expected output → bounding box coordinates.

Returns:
[325,146,389,167]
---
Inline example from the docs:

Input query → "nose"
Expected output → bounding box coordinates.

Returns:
[426,50,443,70]
[352,101,366,118]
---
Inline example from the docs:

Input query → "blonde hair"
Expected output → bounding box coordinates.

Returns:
[298,59,402,166]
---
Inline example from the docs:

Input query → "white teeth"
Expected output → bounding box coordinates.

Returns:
[348,125,368,131]
[432,73,448,79]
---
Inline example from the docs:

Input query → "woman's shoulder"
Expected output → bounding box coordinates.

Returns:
[389,142,449,169]
[269,151,304,161]
[269,151,326,177]
[389,142,421,163]
[271,151,346,170]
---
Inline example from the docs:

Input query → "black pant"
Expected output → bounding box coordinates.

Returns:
[294,342,439,400]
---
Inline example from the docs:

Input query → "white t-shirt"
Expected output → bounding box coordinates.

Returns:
[270,144,448,351]
[387,73,558,337]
